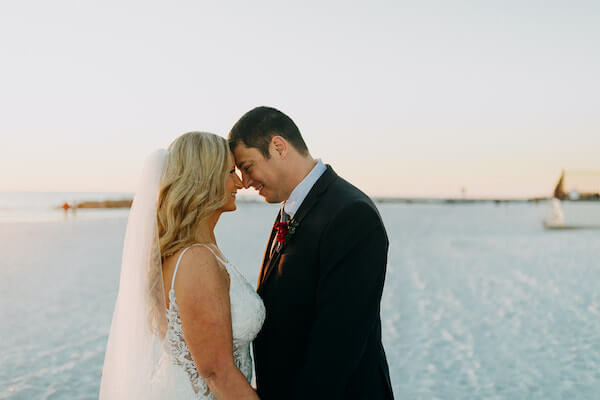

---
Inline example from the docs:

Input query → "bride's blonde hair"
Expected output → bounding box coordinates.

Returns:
[157,131,232,261]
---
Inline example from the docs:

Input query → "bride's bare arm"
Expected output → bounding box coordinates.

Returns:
[174,246,259,400]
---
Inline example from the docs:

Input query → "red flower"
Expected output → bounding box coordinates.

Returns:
[274,221,289,243]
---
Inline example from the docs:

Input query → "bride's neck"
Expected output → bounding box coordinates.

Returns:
[194,211,221,245]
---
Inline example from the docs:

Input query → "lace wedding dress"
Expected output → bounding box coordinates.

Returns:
[151,244,265,399]
[100,151,264,399]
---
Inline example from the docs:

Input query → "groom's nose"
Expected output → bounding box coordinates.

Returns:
[241,172,252,189]
[233,173,243,189]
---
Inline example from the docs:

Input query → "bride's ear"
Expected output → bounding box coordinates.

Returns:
[271,136,288,159]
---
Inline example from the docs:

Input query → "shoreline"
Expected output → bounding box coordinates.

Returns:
[54,196,600,209]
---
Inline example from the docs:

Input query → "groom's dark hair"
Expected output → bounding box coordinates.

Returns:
[228,106,309,158]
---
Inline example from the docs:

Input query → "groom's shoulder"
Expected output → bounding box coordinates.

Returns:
[316,172,387,244]
[322,167,379,214]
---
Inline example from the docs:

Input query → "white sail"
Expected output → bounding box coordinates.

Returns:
[544,198,565,228]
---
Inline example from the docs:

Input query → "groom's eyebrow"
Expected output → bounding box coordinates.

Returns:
[237,161,250,170]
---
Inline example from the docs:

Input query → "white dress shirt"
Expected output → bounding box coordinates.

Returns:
[282,159,327,220]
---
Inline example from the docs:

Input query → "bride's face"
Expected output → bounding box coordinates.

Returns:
[222,157,243,212]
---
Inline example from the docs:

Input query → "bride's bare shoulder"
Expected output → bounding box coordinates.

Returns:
[171,245,230,292]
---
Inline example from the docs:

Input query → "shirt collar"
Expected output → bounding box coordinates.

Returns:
[283,159,327,219]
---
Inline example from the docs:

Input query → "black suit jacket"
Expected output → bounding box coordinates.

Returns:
[253,165,394,400]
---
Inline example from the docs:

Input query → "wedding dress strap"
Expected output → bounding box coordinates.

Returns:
[171,244,228,291]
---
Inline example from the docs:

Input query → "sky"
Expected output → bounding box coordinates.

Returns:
[1,0,598,198]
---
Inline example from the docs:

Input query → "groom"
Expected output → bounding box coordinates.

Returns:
[229,107,393,399]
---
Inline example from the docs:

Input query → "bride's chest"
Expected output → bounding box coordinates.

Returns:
[226,265,265,342]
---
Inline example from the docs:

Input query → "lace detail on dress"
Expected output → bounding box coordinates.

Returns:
[167,289,211,397]
[165,244,265,399]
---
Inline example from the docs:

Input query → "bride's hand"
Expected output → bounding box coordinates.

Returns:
[174,246,259,400]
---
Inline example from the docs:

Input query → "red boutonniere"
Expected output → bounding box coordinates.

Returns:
[274,219,299,244]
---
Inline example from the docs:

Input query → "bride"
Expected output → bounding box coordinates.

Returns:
[99,132,265,399]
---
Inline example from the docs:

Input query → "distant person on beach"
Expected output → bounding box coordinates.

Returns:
[100,132,264,399]
[228,107,394,399]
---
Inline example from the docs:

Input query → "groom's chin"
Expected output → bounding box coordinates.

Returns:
[258,187,284,203]
[260,192,279,204]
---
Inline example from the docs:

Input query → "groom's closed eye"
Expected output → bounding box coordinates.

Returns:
[238,162,252,174]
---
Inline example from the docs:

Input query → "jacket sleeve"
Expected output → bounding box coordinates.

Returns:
[289,200,389,399]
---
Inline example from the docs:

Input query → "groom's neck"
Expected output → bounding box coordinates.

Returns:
[283,154,317,199]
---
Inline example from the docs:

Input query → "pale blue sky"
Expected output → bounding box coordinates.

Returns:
[1,0,598,197]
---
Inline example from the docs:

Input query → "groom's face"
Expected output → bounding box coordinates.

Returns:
[232,142,287,204]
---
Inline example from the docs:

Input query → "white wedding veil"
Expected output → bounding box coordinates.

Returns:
[99,149,174,399]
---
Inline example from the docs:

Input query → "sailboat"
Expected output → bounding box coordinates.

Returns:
[543,170,600,230]
[543,198,571,229]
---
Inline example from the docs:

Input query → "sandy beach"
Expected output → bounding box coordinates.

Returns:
[1,200,600,399]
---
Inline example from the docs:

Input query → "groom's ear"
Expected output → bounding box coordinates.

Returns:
[271,136,288,159]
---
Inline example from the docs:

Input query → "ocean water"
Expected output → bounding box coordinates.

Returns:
[0,192,133,223]
[1,194,599,399]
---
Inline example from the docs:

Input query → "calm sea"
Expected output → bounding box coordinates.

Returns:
[1,193,599,399]
[0,192,133,223]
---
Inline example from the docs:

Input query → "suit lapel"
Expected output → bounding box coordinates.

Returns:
[257,210,282,289]
[290,165,337,228]
[258,166,338,291]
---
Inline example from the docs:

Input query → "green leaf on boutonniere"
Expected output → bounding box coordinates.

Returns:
[286,219,299,242]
